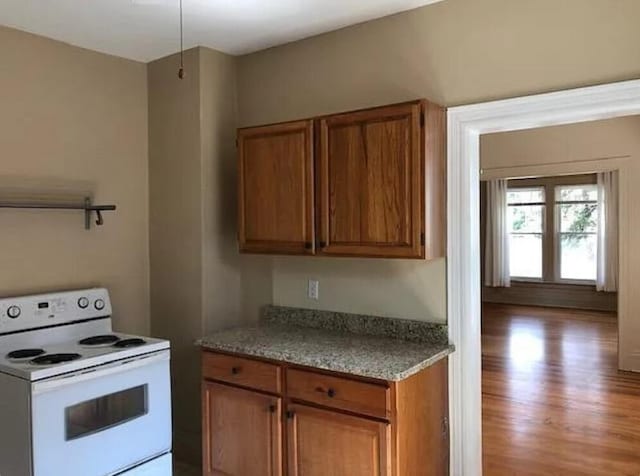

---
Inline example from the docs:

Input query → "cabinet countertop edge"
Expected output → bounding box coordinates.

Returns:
[196,324,454,382]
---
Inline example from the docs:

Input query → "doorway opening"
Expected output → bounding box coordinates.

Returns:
[477,117,640,472]
[446,79,640,474]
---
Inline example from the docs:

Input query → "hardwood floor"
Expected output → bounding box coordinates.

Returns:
[482,303,640,476]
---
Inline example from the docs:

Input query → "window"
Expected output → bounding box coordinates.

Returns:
[505,175,598,284]
[507,188,545,279]
[555,184,598,281]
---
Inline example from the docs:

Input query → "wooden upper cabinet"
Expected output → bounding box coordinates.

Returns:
[238,120,315,254]
[287,404,391,476]
[202,381,282,476]
[318,101,442,258]
[237,100,445,259]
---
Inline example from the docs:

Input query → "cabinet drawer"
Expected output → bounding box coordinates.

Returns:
[202,352,282,394]
[286,369,390,419]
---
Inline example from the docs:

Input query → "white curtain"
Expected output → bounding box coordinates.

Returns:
[484,179,511,288]
[596,171,619,292]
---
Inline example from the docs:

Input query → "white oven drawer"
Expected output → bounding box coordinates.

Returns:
[31,351,172,476]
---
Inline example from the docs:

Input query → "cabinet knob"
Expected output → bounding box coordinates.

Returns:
[268,404,277,414]
[231,366,241,375]
[286,410,295,419]
[327,388,336,398]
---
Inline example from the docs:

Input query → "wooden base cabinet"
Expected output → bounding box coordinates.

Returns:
[287,404,391,476]
[202,382,282,476]
[202,351,449,476]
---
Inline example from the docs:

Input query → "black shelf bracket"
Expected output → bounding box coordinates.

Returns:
[0,196,116,230]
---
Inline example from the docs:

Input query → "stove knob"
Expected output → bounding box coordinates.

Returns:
[77,297,90,309]
[7,305,21,319]
[94,299,106,311]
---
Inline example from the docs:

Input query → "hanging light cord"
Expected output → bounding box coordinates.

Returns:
[178,0,185,79]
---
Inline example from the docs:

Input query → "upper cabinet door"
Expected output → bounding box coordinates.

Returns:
[238,120,315,254]
[318,101,440,258]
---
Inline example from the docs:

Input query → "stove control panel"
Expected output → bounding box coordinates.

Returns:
[0,288,112,334]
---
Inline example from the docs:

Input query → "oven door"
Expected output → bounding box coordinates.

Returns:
[31,350,172,476]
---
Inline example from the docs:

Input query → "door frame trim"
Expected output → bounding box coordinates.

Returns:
[446,79,640,475]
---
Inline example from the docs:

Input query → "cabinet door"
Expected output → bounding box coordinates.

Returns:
[202,382,282,476]
[287,404,391,476]
[238,120,315,255]
[318,102,424,258]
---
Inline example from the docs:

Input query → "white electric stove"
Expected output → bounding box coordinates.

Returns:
[0,288,172,476]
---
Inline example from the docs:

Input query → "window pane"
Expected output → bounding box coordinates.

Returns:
[508,205,544,233]
[556,184,597,202]
[558,203,598,233]
[507,188,544,204]
[509,234,542,278]
[560,233,597,281]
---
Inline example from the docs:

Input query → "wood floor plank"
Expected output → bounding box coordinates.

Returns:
[482,303,640,476]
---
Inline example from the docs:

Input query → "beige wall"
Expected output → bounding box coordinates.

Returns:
[480,116,640,370]
[148,46,271,465]
[148,48,204,464]
[0,26,149,334]
[273,257,446,323]
[236,0,640,324]
[481,118,640,171]
[237,0,640,125]
[201,47,242,334]
[200,48,274,326]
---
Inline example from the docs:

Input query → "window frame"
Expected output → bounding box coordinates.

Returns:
[506,174,598,286]
[506,186,546,282]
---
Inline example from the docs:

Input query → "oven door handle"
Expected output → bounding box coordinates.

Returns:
[31,350,170,395]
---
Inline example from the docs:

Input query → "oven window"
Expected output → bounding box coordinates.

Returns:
[65,385,148,440]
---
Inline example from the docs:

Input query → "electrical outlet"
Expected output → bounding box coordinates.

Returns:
[308,279,319,300]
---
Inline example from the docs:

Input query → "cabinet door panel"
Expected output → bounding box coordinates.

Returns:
[361,118,410,244]
[319,102,423,258]
[287,404,391,476]
[238,120,314,254]
[202,382,282,476]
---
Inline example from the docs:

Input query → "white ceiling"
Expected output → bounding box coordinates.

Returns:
[0,0,444,62]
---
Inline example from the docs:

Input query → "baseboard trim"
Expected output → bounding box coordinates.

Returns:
[482,282,617,312]
[619,354,640,373]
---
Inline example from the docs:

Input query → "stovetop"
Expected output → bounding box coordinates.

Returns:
[0,288,170,382]
[0,332,169,381]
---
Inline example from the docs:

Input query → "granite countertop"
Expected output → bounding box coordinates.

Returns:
[197,306,454,382]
